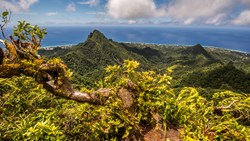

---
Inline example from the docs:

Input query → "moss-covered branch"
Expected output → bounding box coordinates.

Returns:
[0,17,110,104]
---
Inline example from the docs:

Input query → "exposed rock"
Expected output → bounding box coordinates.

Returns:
[144,113,182,141]
[144,127,165,141]
[94,88,111,97]
[118,87,134,109]
[144,124,182,141]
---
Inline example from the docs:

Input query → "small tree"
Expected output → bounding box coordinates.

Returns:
[0,11,110,104]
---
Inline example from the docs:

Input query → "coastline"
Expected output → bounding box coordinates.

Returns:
[42,44,76,48]
[41,44,77,50]
[204,45,250,54]
[41,42,250,54]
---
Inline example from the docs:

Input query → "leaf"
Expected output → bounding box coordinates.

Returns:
[122,126,132,138]
[2,11,9,17]
[37,109,47,112]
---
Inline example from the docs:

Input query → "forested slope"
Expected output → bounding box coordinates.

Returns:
[1,11,250,141]
[39,30,250,93]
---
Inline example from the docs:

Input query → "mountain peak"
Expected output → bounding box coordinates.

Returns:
[190,44,213,59]
[193,44,203,49]
[88,29,108,42]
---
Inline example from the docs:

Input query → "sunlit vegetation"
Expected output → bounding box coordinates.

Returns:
[1,60,250,140]
[1,11,250,140]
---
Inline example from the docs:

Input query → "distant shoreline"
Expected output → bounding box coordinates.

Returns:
[41,42,250,54]
[42,44,77,48]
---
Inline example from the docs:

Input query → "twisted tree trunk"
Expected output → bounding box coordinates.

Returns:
[0,40,110,104]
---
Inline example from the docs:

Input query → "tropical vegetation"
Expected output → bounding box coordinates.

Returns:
[0,11,250,140]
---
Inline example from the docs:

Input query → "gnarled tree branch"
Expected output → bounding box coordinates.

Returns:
[0,40,111,104]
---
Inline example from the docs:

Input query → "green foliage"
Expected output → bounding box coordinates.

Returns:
[13,21,47,47]
[0,11,11,39]
[1,60,250,140]
[0,76,64,140]
[0,60,172,140]
[39,32,250,94]
[0,11,9,24]
[0,61,136,140]
[182,62,250,93]
[46,57,73,79]
[99,60,173,137]
[2,12,249,140]
[164,88,250,140]
[1,11,9,17]
[38,30,154,87]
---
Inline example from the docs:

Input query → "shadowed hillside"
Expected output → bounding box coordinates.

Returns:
[39,30,250,93]
[181,62,250,93]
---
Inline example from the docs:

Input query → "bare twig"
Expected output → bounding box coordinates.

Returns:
[0,10,11,39]
[215,100,239,110]
[0,25,6,39]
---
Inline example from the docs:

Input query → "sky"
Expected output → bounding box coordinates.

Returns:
[0,0,250,27]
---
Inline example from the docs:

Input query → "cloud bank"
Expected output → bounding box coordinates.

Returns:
[106,0,165,19]
[231,10,250,26]
[106,0,250,26]
[166,0,250,26]
[0,0,38,12]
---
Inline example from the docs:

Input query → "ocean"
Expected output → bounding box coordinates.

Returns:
[2,26,250,52]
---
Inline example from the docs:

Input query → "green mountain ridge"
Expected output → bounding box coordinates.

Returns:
[2,28,250,140]
[39,29,250,92]
[181,61,250,93]
[87,29,109,43]
[40,30,153,86]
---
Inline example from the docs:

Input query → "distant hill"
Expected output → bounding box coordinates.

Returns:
[39,30,152,86]
[181,61,250,93]
[39,29,250,92]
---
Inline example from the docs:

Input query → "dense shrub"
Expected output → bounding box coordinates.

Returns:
[0,60,249,140]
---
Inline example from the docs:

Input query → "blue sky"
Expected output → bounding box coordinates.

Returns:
[0,0,250,27]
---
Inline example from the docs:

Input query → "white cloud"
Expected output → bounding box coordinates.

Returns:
[66,3,76,12]
[106,0,165,19]
[0,1,19,12]
[19,0,38,11]
[45,12,58,16]
[167,0,233,19]
[165,0,237,25]
[0,0,38,12]
[231,10,250,26]
[165,0,250,25]
[205,14,227,25]
[78,0,99,7]
[106,0,250,26]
